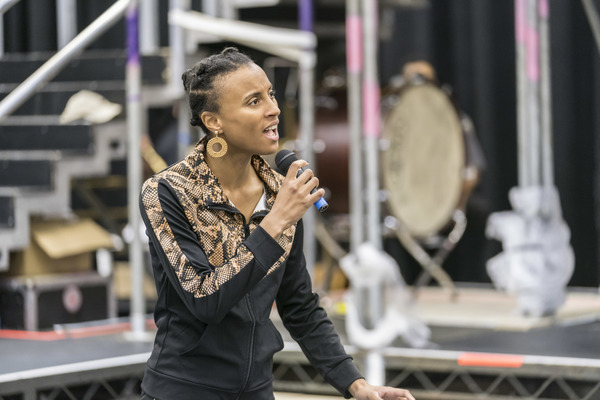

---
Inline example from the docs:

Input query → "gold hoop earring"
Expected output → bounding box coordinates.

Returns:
[207,131,228,158]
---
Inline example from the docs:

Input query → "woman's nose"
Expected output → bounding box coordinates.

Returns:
[267,100,280,116]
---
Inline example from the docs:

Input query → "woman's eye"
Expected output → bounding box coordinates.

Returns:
[269,90,276,98]
[250,99,258,105]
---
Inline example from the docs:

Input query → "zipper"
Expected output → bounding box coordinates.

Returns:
[209,202,265,398]
[237,211,269,396]
[238,294,256,398]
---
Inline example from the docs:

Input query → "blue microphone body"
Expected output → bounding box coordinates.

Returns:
[275,150,329,213]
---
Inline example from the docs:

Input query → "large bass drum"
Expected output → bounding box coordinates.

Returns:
[381,78,474,239]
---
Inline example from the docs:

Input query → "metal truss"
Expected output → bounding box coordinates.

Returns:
[0,375,143,400]
[4,346,600,400]
[273,346,600,400]
[386,368,600,400]
[0,354,147,400]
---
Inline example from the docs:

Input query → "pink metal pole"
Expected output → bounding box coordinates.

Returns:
[362,0,381,249]
[346,0,364,251]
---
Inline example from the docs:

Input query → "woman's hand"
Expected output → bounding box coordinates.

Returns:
[349,379,416,400]
[261,159,325,239]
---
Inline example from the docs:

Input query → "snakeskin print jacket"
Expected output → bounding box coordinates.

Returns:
[139,138,362,400]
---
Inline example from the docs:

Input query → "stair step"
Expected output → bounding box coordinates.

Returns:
[0,159,53,189]
[72,181,128,210]
[0,82,126,116]
[0,124,93,153]
[0,50,166,84]
[0,196,15,228]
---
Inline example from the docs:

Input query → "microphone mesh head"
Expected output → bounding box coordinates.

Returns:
[275,150,298,175]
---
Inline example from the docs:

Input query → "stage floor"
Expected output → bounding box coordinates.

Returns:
[2,286,600,399]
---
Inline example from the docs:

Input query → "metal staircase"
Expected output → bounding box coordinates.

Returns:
[0,50,166,270]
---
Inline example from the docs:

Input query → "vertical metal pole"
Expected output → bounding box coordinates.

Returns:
[595,43,600,291]
[298,0,317,277]
[361,0,384,386]
[526,0,541,187]
[582,0,600,293]
[126,0,146,337]
[140,0,159,55]
[298,0,316,277]
[299,0,313,32]
[202,0,219,16]
[56,0,77,49]
[346,0,364,252]
[169,0,190,159]
[0,11,4,57]
[362,0,381,250]
[515,0,530,187]
[539,0,553,189]
[221,0,237,19]
[299,55,316,277]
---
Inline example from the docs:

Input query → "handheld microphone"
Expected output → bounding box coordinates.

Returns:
[275,150,329,212]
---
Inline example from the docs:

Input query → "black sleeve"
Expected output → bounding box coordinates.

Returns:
[275,221,363,398]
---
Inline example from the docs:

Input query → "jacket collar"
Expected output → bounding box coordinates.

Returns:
[185,136,283,209]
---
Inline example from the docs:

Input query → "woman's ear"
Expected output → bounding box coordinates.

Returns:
[201,111,221,133]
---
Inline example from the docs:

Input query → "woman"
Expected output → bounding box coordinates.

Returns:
[139,47,415,400]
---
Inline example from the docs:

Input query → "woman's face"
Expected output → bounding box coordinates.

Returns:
[211,63,280,156]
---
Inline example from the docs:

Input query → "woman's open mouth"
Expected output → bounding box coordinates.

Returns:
[263,124,279,140]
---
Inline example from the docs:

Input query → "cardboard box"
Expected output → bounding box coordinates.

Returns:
[6,218,114,277]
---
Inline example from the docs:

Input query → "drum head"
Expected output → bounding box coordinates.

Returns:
[382,83,465,238]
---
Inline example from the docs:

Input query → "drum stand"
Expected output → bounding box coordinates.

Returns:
[384,211,467,300]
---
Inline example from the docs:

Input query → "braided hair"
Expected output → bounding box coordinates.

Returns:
[182,47,254,134]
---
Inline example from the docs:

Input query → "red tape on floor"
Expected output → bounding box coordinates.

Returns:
[0,319,156,341]
[458,352,524,368]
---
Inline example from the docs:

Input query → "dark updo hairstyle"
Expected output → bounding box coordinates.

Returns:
[181,47,254,134]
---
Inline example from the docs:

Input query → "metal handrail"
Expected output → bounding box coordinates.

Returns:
[0,0,19,15]
[0,0,133,122]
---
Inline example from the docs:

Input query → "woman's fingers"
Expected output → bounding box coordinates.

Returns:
[285,159,322,196]
[285,159,308,180]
